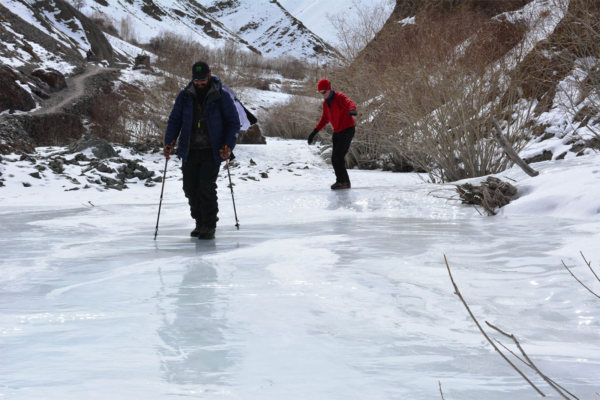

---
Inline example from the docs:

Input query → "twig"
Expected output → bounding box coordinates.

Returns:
[581,252,600,284]
[493,338,579,399]
[473,204,483,216]
[439,380,445,400]
[562,260,600,299]
[486,322,574,400]
[503,175,517,182]
[443,255,546,397]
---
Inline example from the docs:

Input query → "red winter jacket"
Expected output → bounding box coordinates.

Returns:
[315,91,356,133]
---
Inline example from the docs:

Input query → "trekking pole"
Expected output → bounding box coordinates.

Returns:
[225,158,240,230]
[154,142,174,240]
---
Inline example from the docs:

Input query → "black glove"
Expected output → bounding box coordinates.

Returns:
[349,109,357,117]
[307,129,318,145]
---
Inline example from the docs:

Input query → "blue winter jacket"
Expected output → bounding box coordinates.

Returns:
[165,76,240,163]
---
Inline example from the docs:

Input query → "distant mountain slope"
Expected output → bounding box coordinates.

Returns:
[279,0,394,47]
[197,0,339,59]
[79,0,261,53]
[0,0,116,73]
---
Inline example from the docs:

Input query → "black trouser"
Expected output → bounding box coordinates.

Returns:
[331,126,355,184]
[182,148,221,228]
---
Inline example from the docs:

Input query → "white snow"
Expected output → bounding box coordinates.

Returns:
[280,0,394,47]
[1,138,599,399]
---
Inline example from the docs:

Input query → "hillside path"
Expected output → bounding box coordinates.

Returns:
[32,64,119,116]
[0,65,118,125]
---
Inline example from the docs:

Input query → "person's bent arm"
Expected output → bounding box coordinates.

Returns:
[220,90,241,154]
[164,91,185,157]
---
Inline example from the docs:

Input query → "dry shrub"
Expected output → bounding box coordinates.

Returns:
[544,0,600,141]
[325,5,540,181]
[88,11,120,38]
[259,96,322,140]
[87,90,128,142]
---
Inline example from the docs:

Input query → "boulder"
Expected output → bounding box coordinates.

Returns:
[69,135,117,159]
[31,68,67,91]
[0,66,36,113]
[132,55,151,70]
[238,124,266,145]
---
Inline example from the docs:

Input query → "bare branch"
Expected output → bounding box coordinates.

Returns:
[492,118,539,177]
[580,252,600,284]
[486,322,575,400]
[562,260,600,299]
[439,380,445,400]
[443,255,546,397]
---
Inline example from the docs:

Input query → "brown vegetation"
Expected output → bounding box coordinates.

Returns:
[323,6,536,182]
[259,96,323,140]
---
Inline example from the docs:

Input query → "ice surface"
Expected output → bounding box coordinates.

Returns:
[1,139,599,399]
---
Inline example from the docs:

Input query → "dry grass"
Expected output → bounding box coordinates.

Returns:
[317,5,541,181]
[259,96,323,140]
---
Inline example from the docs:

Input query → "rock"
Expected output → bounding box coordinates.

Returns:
[31,68,67,92]
[152,176,163,183]
[0,181,4,187]
[100,175,117,185]
[144,181,156,187]
[22,182,32,187]
[524,150,553,164]
[132,54,151,70]
[250,159,257,166]
[96,163,109,172]
[48,159,64,173]
[20,154,36,163]
[66,187,80,191]
[84,184,91,189]
[123,138,163,155]
[74,153,90,162]
[260,172,269,178]
[238,125,267,145]
[29,172,41,179]
[0,65,36,113]
[31,87,51,100]
[69,135,117,159]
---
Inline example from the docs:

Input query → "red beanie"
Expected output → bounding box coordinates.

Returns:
[317,79,331,92]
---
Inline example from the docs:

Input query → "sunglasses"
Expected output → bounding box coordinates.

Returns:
[318,90,329,94]
[194,77,209,82]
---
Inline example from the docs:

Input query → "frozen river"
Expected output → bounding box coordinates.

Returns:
[1,139,599,399]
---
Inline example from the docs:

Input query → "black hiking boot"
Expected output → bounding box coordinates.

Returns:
[190,222,205,237]
[198,227,216,240]
[331,182,351,190]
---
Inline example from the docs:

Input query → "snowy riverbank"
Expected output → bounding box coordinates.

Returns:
[1,138,599,399]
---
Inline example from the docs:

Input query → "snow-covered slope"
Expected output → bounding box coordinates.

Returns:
[78,0,262,52]
[0,0,107,73]
[197,0,339,59]
[279,0,394,47]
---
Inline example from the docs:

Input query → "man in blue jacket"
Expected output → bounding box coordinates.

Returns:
[164,61,240,240]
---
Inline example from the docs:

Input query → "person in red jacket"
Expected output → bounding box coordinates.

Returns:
[308,79,357,190]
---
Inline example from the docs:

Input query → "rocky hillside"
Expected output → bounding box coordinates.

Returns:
[0,0,116,74]
[197,0,339,59]
[343,0,600,174]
